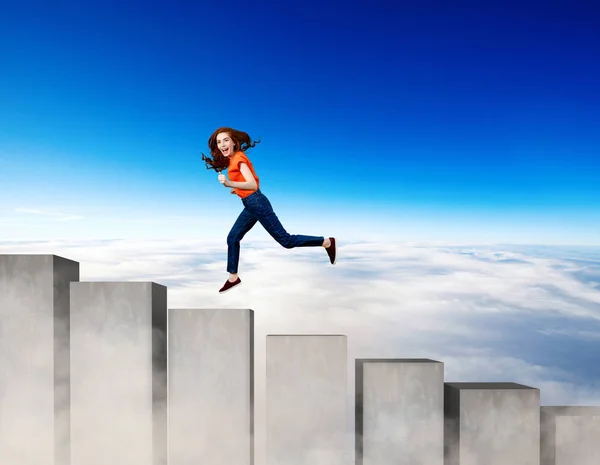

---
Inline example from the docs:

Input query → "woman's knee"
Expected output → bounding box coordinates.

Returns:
[227,233,240,247]
[278,236,294,249]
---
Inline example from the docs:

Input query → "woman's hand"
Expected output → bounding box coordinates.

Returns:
[230,188,236,194]
[218,173,230,187]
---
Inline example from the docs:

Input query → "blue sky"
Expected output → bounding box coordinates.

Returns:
[1,0,599,244]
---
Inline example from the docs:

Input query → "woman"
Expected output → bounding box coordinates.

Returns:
[202,127,336,293]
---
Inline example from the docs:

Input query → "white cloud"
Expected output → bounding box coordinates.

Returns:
[537,328,600,340]
[2,237,598,379]
[14,208,84,221]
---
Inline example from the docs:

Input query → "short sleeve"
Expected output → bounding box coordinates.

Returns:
[235,154,249,170]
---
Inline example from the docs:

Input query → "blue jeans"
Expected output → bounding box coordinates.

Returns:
[226,189,325,273]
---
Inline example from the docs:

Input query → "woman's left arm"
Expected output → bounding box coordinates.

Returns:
[226,163,257,190]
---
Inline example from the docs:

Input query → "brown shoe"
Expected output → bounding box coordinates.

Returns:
[219,277,241,293]
[325,237,336,264]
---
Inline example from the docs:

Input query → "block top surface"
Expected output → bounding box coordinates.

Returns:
[0,254,78,264]
[357,358,441,364]
[445,382,537,390]
[72,281,153,284]
[267,334,347,337]
[541,406,600,416]
[169,308,254,312]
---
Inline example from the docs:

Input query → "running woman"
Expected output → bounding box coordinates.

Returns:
[201,127,336,293]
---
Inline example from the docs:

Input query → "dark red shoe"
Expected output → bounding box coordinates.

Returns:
[325,237,336,264]
[219,277,241,293]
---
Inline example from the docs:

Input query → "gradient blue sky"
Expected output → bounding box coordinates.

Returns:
[1,0,599,244]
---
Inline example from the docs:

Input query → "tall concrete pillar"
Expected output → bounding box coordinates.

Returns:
[356,358,443,465]
[444,382,540,465]
[0,254,79,465]
[70,282,167,465]
[168,308,254,465]
[541,406,600,465]
[266,334,348,465]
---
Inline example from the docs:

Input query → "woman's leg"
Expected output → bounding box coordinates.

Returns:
[248,192,325,248]
[226,207,257,278]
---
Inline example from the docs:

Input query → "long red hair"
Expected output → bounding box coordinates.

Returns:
[201,127,261,172]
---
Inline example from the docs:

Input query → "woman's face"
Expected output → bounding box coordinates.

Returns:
[216,132,235,157]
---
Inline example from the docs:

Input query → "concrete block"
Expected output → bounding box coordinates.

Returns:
[70,282,167,465]
[0,254,79,465]
[266,335,348,465]
[444,382,540,465]
[541,406,600,465]
[356,358,443,465]
[168,308,254,465]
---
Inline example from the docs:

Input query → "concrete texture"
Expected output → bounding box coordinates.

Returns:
[70,282,167,465]
[168,308,254,465]
[356,359,444,465]
[0,254,79,465]
[444,382,540,465]
[540,406,600,465]
[266,335,348,465]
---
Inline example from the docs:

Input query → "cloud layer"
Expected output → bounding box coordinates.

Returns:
[1,238,599,464]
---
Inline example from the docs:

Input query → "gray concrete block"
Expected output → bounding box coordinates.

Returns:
[540,406,600,465]
[444,382,540,465]
[70,282,167,465]
[0,254,79,465]
[356,359,444,465]
[168,308,254,465]
[266,335,348,465]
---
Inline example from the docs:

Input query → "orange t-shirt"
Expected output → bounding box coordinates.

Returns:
[227,151,260,198]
